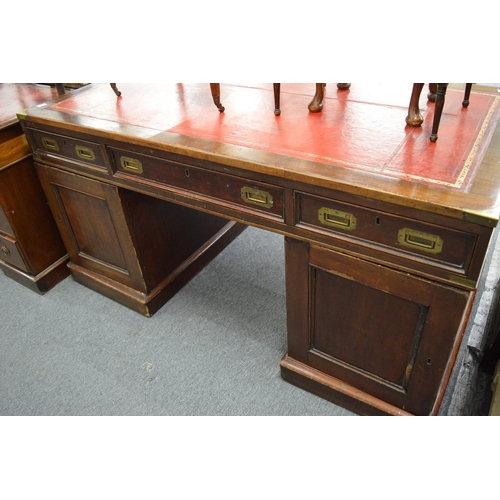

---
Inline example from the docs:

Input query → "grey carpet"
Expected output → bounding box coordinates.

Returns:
[0,226,354,416]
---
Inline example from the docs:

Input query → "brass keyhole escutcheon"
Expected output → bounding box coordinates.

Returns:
[1,246,10,256]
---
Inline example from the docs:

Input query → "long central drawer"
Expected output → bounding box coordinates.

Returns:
[109,147,285,221]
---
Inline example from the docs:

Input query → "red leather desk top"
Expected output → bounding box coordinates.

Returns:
[0,83,59,129]
[19,83,500,222]
[47,83,500,193]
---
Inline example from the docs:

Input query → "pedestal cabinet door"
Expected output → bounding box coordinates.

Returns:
[36,164,146,292]
[284,238,472,415]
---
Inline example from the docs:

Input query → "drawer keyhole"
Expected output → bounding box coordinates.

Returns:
[375,216,381,226]
[1,246,10,256]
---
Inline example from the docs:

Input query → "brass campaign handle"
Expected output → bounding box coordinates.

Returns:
[75,145,96,161]
[318,207,357,231]
[398,228,443,254]
[42,137,59,152]
[241,187,273,208]
[120,156,143,174]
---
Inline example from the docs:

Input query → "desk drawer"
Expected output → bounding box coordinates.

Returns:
[296,192,478,274]
[0,233,28,272]
[110,148,284,220]
[29,129,107,173]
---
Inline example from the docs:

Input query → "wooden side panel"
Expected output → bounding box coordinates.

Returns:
[35,163,247,315]
[312,267,426,386]
[284,237,472,415]
[0,204,14,235]
[36,163,146,291]
[121,189,231,290]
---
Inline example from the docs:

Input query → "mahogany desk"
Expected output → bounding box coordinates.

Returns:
[18,83,500,416]
[0,83,68,292]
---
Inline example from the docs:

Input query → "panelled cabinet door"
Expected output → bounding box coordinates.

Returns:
[36,163,147,292]
[284,238,472,416]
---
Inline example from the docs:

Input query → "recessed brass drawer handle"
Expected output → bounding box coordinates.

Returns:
[1,246,10,256]
[41,136,59,152]
[398,228,443,254]
[241,187,273,208]
[75,145,96,161]
[120,156,143,174]
[318,207,357,231]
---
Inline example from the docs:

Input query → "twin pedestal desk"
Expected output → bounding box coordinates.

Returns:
[17,83,500,416]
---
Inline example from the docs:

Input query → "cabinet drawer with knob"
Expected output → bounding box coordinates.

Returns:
[0,233,29,272]
[110,147,285,221]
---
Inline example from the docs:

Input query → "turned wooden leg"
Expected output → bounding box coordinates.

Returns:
[463,83,473,108]
[337,83,351,90]
[430,83,448,142]
[209,83,225,113]
[110,83,121,96]
[308,83,326,112]
[428,83,437,102]
[273,83,281,116]
[406,83,425,126]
